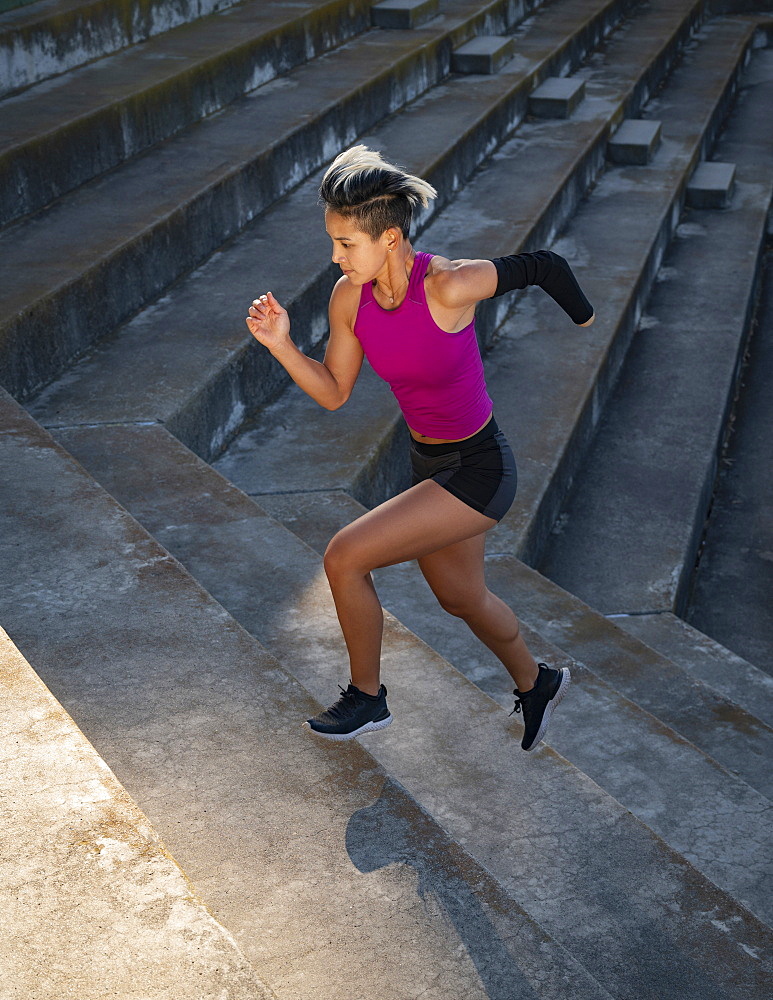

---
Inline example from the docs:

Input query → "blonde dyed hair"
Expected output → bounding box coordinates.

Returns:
[319,145,437,240]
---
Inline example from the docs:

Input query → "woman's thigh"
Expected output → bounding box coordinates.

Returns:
[324,480,496,575]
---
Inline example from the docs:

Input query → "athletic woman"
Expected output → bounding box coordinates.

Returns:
[246,146,594,751]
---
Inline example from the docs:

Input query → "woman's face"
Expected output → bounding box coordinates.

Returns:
[325,210,394,284]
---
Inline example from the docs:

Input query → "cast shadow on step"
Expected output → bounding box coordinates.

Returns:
[345,782,541,1000]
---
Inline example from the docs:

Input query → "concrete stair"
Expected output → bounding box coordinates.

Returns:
[27,0,701,460]
[5,394,773,999]
[0,0,249,96]
[55,420,773,926]
[0,623,277,1000]
[3,1,773,995]
[0,0,375,221]
[537,46,773,618]
[3,0,630,403]
[3,386,622,1000]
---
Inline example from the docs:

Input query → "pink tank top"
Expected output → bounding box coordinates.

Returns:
[354,251,493,439]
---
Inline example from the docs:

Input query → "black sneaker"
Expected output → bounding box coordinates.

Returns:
[511,663,571,752]
[304,683,393,741]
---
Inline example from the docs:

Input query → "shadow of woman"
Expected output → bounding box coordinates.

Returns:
[346,782,541,1000]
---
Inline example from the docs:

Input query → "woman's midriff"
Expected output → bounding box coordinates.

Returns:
[408,412,493,446]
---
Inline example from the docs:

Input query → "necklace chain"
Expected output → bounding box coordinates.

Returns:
[376,251,415,302]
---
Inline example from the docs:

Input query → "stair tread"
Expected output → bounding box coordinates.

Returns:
[42,417,773,999]
[615,612,773,728]
[248,487,773,926]
[0,387,614,1000]
[0,625,276,999]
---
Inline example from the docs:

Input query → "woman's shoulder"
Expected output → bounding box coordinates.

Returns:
[330,273,365,329]
[424,252,452,276]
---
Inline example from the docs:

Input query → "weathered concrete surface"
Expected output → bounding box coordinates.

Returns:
[0,0,247,96]
[16,0,636,419]
[256,489,773,925]
[537,44,773,618]
[0,627,275,1000]
[0,0,374,222]
[470,16,755,567]
[1,14,458,397]
[0,391,617,1000]
[687,246,773,670]
[51,421,773,999]
[614,612,773,727]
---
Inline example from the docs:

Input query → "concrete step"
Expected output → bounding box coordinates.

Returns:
[0,0,246,97]
[206,8,756,520]
[613,612,773,728]
[0,0,375,224]
[24,0,641,445]
[686,245,773,671]
[537,45,773,618]
[429,15,762,567]
[0,0,595,402]
[0,387,617,1000]
[206,0,712,487]
[0,625,277,1000]
[45,416,773,997]
[242,487,773,925]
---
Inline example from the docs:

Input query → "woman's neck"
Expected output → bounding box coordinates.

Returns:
[373,243,416,305]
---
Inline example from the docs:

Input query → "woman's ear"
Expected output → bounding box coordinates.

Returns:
[384,227,401,253]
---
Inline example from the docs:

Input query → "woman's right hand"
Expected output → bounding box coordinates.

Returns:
[246,291,291,352]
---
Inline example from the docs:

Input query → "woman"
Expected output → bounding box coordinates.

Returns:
[246,146,594,751]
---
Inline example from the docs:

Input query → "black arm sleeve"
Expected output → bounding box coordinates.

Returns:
[490,250,594,325]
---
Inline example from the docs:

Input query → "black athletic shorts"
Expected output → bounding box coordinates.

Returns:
[409,415,517,522]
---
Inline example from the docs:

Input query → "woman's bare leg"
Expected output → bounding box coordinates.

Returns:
[417,533,539,692]
[323,480,499,694]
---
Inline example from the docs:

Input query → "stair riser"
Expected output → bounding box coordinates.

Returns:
[2,36,459,403]
[8,0,637,422]
[675,216,769,617]
[0,0,374,225]
[0,0,246,98]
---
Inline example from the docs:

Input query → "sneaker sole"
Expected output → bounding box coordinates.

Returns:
[524,668,571,753]
[302,713,393,741]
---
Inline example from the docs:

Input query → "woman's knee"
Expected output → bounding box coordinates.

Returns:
[323,530,365,581]
[435,585,487,620]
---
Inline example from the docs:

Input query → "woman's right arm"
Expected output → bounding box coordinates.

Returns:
[246,278,364,411]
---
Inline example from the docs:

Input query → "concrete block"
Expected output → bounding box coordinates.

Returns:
[687,160,736,208]
[452,36,516,75]
[607,118,663,164]
[528,76,586,118]
[371,0,439,29]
